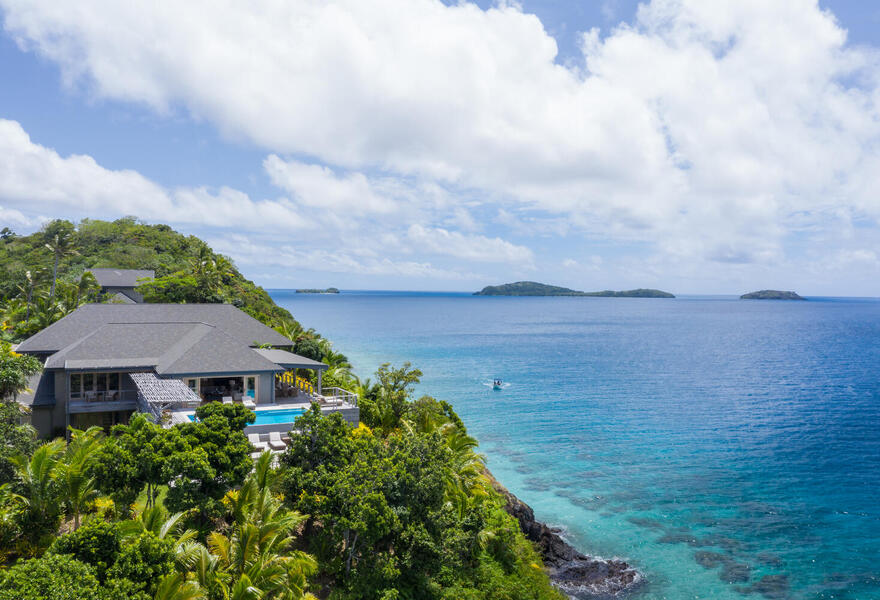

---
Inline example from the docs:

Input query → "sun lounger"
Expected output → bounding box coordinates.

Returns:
[243,398,256,410]
[268,431,287,451]
[248,433,269,453]
[222,396,233,404]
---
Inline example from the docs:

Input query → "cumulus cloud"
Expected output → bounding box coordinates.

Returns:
[209,235,482,280]
[0,119,312,231]
[0,205,43,229]
[3,0,880,286]
[264,156,398,216]
[406,224,534,265]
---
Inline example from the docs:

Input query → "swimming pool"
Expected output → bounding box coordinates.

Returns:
[189,407,306,425]
[252,407,306,425]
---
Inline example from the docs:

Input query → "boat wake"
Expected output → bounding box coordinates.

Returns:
[482,380,511,390]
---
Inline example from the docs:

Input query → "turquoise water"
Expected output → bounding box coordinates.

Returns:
[252,408,305,425]
[189,407,305,425]
[270,290,880,600]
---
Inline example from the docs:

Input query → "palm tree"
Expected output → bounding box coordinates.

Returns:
[273,320,304,345]
[121,505,201,571]
[320,343,351,372]
[44,226,77,301]
[13,270,36,326]
[74,271,100,307]
[54,427,103,529]
[194,453,317,599]
[153,573,206,600]
[7,439,65,549]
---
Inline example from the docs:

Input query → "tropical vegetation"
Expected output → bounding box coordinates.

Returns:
[0,218,563,598]
[0,365,561,599]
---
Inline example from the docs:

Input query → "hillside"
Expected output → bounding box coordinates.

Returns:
[475,281,675,298]
[741,290,805,300]
[0,218,299,342]
[0,218,577,600]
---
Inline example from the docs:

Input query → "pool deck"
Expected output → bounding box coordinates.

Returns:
[168,394,359,431]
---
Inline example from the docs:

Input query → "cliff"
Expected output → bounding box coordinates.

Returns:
[489,474,642,598]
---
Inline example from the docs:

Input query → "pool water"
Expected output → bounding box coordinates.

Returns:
[188,407,306,425]
[251,407,306,425]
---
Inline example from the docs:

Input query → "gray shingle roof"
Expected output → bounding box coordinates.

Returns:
[16,303,292,353]
[88,269,154,288]
[108,292,138,304]
[15,373,55,407]
[253,348,327,371]
[43,322,283,375]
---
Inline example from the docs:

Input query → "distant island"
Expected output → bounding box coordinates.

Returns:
[741,290,805,300]
[474,281,675,298]
[295,287,340,294]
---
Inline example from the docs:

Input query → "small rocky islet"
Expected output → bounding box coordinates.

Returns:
[740,290,805,300]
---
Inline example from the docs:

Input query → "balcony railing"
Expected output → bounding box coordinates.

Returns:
[316,387,358,408]
[69,390,139,413]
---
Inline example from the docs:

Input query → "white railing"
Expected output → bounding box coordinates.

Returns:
[316,387,358,407]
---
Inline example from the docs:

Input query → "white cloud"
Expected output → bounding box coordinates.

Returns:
[0,118,170,212]
[264,156,397,216]
[3,0,880,288]
[405,224,534,265]
[209,234,482,280]
[0,118,310,231]
[0,205,42,229]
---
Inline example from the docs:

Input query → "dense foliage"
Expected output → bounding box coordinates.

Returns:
[0,342,42,401]
[0,218,300,341]
[0,364,562,599]
[0,219,563,598]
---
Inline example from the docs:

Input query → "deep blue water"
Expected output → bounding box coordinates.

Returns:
[269,290,880,600]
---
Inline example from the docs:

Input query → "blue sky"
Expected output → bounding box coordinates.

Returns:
[1,0,879,295]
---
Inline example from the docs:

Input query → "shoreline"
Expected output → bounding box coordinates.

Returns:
[488,473,642,598]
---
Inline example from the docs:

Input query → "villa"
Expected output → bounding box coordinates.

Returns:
[87,268,154,303]
[14,303,358,438]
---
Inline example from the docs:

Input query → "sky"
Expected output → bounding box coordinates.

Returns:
[1,0,880,295]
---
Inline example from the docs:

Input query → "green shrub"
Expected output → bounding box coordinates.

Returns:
[106,532,175,595]
[0,554,105,600]
[48,519,121,580]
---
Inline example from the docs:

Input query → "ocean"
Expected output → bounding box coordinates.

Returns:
[269,290,880,600]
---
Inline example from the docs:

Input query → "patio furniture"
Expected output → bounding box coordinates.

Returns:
[243,398,256,410]
[268,431,286,451]
[222,396,233,404]
[248,433,269,453]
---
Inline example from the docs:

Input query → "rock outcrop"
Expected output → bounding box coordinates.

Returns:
[490,476,642,598]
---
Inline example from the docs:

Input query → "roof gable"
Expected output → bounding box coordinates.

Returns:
[16,303,292,353]
[88,269,154,288]
[43,321,282,375]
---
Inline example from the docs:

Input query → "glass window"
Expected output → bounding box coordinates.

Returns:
[108,373,119,391]
[96,373,108,392]
[70,373,82,399]
[246,376,256,398]
[83,373,94,391]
